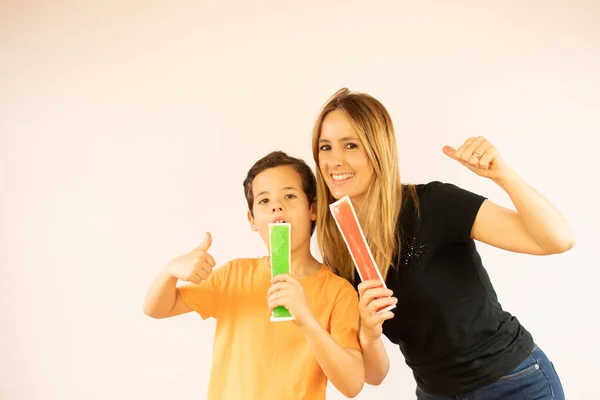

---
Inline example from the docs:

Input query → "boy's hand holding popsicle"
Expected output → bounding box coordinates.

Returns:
[267,274,315,327]
[166,232,216,283]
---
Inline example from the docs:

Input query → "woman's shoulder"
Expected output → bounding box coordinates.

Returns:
[402,181,484,203]
[402,180,454,193]
[400,181,437,209]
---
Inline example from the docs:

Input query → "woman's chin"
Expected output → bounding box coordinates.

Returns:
[329,189,347,200]
[326,184,366,203]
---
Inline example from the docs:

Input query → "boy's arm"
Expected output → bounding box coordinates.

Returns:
[143,233,217,319]
[143,268,193,318]
[301,320,364,398]
[268,276,364,398]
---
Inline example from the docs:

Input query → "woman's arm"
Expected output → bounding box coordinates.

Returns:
[443,137,575,255]
[472,170,574,255]
[356,281,397,385]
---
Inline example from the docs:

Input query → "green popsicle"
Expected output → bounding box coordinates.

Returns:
[269,222,294,322]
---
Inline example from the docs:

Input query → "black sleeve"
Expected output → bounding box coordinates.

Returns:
[423,181,487,243]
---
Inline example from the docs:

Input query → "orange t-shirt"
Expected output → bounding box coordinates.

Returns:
[178,256,361,400]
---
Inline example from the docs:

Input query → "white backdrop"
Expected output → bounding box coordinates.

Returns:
[1,1,599,399]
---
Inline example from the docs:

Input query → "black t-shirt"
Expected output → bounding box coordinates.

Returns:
[353,181,534,395]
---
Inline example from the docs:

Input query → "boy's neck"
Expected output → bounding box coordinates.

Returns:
[291,248,321,279]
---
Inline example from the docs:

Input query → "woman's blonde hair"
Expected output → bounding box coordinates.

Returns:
[311,88,418,283]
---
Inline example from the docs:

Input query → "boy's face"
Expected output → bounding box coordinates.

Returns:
[247,165,316,253]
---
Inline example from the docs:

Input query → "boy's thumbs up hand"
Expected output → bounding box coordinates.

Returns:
[195,232,212,252]
[166,232,216,284]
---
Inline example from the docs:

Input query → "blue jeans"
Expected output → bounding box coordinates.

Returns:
[416,346,565,400]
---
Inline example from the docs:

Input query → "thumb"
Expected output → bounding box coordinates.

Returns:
[195,232,212,252]
[442,145,457,159]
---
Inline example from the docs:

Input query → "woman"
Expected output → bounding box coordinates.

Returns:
[311,88,572,399]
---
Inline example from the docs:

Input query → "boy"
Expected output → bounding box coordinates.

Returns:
[143,151,364,399]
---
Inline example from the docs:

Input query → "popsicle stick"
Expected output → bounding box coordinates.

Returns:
[269,223,295,322]
[330,195,395,313]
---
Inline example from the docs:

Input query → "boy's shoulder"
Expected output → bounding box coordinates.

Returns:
[217,256,267,272]
[318,265,359,296]
[223,256,266,266]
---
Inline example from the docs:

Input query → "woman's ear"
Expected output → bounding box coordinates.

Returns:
[310,200,317,221]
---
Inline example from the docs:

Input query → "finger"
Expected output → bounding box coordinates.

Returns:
[201,252,216,268]
[271,274,298,284]
[267,282,294,297]
[468,138,491,167]
[442,145,457,159]
[267,290,283,304]
[477,144,496,169]
[454,137,476,160]
[196,268,210,281]
[360,298,396,317]
[366,311,395,325]
[360,287,394,306]
[357,280,385,297]
[267,289,293,302]
[194,232,212,252]
[268,292,294,309]
[187,274,203,284]
[461,136,486,163]
[196,260,214,277]
[367,296,398,312]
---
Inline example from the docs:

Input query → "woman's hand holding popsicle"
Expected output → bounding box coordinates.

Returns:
[166,232,216,284]
[357,280,397,344]
[267,275,315,327]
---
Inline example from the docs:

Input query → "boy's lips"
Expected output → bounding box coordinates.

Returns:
[271,217,287,224]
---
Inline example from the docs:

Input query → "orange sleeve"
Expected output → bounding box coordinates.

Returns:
[177,262,229,320]
[330,282,362,351]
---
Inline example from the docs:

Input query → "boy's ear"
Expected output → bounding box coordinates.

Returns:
[247,210,258,231]
[309,200,317,221]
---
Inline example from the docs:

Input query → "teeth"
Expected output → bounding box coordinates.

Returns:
[332,173,355,181]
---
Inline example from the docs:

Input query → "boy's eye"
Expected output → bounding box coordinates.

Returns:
[285,194,297,199]
[258,198,269,205]
[319,144,331,151]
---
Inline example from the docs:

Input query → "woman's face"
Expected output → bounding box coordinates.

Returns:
[317,109,374,205]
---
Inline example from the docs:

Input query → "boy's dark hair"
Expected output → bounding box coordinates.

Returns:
[243,151,317,234]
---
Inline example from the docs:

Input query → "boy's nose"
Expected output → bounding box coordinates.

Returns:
[271,205,283,213]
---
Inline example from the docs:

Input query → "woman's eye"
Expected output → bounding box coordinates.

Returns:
[345,142,358,149]
[319,145,331,151]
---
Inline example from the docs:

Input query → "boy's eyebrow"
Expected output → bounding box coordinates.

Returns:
[256,190,270,197]
[256,187,299,197]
